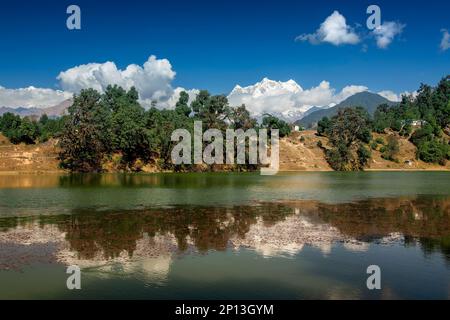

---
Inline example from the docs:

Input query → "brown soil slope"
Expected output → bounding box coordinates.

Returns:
[280,130,450,171]
[279,131,332,171]
[367,132,450,170]
[0,135,61,173]
[0,131,449,173]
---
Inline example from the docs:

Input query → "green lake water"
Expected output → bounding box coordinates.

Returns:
[0,172,449,299]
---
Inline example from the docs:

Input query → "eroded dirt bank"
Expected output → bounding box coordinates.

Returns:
[1,132,449,173]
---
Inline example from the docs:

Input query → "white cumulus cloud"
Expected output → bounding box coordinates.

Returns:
[377,90,401,102]
[143,87,200,110]
[296,11,406,49]
[1,54,408,115]
[0,86,72,108]
[378,90,417,102]
[440,29,450,51]
[335,85,370,102]
[372,21,405,49]
[0,55,197,110]
[296,11,360,46]
[57,55,177,104]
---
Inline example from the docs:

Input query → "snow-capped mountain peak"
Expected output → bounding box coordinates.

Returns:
[228,78,316,123]
[229,78,303,98]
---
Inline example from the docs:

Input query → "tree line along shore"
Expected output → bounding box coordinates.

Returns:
[0,76,448,173]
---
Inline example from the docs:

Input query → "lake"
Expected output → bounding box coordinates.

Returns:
[0,172,449,299]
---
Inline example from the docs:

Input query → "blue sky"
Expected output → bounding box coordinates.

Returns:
[0,0,448,110]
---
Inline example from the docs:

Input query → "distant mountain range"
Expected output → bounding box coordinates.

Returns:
[295,92,397,128]
[0,99,73,118]
[253,105,330,123]
[226,78,400,124]
[0,91,397,127]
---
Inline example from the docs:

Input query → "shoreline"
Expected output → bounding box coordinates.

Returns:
[0,168,449,175]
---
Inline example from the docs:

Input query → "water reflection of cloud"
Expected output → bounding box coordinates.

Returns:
[0,196,449,270]
[0,225,176,280]
[0,223,66,245]
[343,241,370,253]
[59,233,177,281]
[76,256,174,283]
[230,212,344,258]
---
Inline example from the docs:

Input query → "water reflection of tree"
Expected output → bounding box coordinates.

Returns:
[313,197,450,260]
[313,197,449,239]
[1,196,448,261]
[57,173,259,188]
[0,216,21,232]
[49,204,292,260]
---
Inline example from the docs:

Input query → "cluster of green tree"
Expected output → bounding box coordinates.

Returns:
[370,137,382,151]
[58,86,290,172]
[373,76,450,164]
[317,76,450,169]
[410,125,450,165]
[368,136,400,162]
[261,114,291,137]
[380,135,400,162]
[0,113,66,144]
[317,107,372,171]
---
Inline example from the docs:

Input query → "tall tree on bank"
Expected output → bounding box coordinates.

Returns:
[175,91,192,117]
[323,107,372,171]
[145,106,193,170]
[191,90,230,130]
[261,114,291,137]
[229,104,257,130]
[105,85,151,169]
[59,89,111,172]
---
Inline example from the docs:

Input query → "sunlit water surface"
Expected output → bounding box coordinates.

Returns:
[0,172,449,299]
